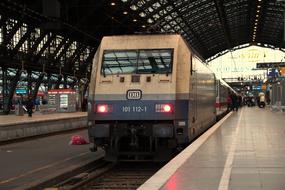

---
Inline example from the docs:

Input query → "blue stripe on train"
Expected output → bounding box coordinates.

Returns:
[90,100,189,121]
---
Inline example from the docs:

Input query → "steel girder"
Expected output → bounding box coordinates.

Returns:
[10,26,33,57]
[31,73,45,101]
[3,69,22,114]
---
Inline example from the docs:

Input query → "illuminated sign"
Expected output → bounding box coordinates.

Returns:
[16,89,27,94]
[252,85,261,90]
[257,62,285,69]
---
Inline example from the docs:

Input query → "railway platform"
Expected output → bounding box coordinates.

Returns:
[0,112,87,142]
[139,107,285,190]
[0,130,103,190]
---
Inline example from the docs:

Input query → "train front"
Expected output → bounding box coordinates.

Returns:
[88,35,185,161]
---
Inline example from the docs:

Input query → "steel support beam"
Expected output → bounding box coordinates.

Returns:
[4,21,23,45]
[214,0,232,48]
[27,70,32,95]
[10,27,33,57]
[52,37,67,58]
[68,45,85,64]
[79,48,95,74]
[33,33,56,63]
[47,73,53,90]
[4,70,21,114]
[65,45,85,72]
[0,15,7,27]
[82,82,89,98]
[55,40,73,63]
[54,75,63,89]
[28,31,48,56]
[69,78,78,89]
[63,75,68,89]
[0,16,8,57]
[32,73,45,101]
[1,67,8,114]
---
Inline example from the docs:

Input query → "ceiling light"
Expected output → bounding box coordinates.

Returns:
[255,19,258,22]
[147,18,154,23]
[257,5,261,8]
[133,19,137,22]
[258,0,262,2]
[139,12,146,17]
[257,10,260,13]
[111,2,116,6]
[130,5,138,11]
[142,25,146,28]
[123,11,128,15]
[256,15,259,17]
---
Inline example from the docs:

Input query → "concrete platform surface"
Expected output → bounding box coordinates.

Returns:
[0,129,102,190]
[0,112,87,127]
[139,107,285,190]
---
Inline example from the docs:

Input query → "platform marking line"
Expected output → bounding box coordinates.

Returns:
[218,109,243,190]
[0,152,89,184]
[138,111,233,190]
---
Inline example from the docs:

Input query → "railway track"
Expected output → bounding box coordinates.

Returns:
[48,162,164,190]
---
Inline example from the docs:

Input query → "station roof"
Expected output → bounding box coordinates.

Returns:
[1,0,284,75]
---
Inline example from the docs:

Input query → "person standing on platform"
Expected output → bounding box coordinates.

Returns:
[227,93,232,111]
[26,96,34,117]
[237,95,242,108]
[81,97,88,112]
[230,93,238,111]
[258,92,266,108]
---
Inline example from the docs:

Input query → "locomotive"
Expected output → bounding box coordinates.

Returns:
[87,34,231,161]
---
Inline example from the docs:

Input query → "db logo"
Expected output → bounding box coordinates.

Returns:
[126,90,142,100]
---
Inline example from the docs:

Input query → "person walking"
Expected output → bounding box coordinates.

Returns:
[26,96,34,117]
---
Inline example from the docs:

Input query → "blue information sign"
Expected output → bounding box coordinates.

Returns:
[16,89,27,94]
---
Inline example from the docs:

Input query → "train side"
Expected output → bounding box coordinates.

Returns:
[215,79,236,120]
[88,34,216,161]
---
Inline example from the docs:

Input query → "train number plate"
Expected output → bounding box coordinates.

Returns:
[126,90,142,100]
[122,106,147,113]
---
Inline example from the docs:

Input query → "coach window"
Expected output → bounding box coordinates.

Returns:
[101,50,137,75]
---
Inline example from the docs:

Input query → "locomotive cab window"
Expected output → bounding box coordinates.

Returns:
[101,49,173,75]
[101,50,137,75]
